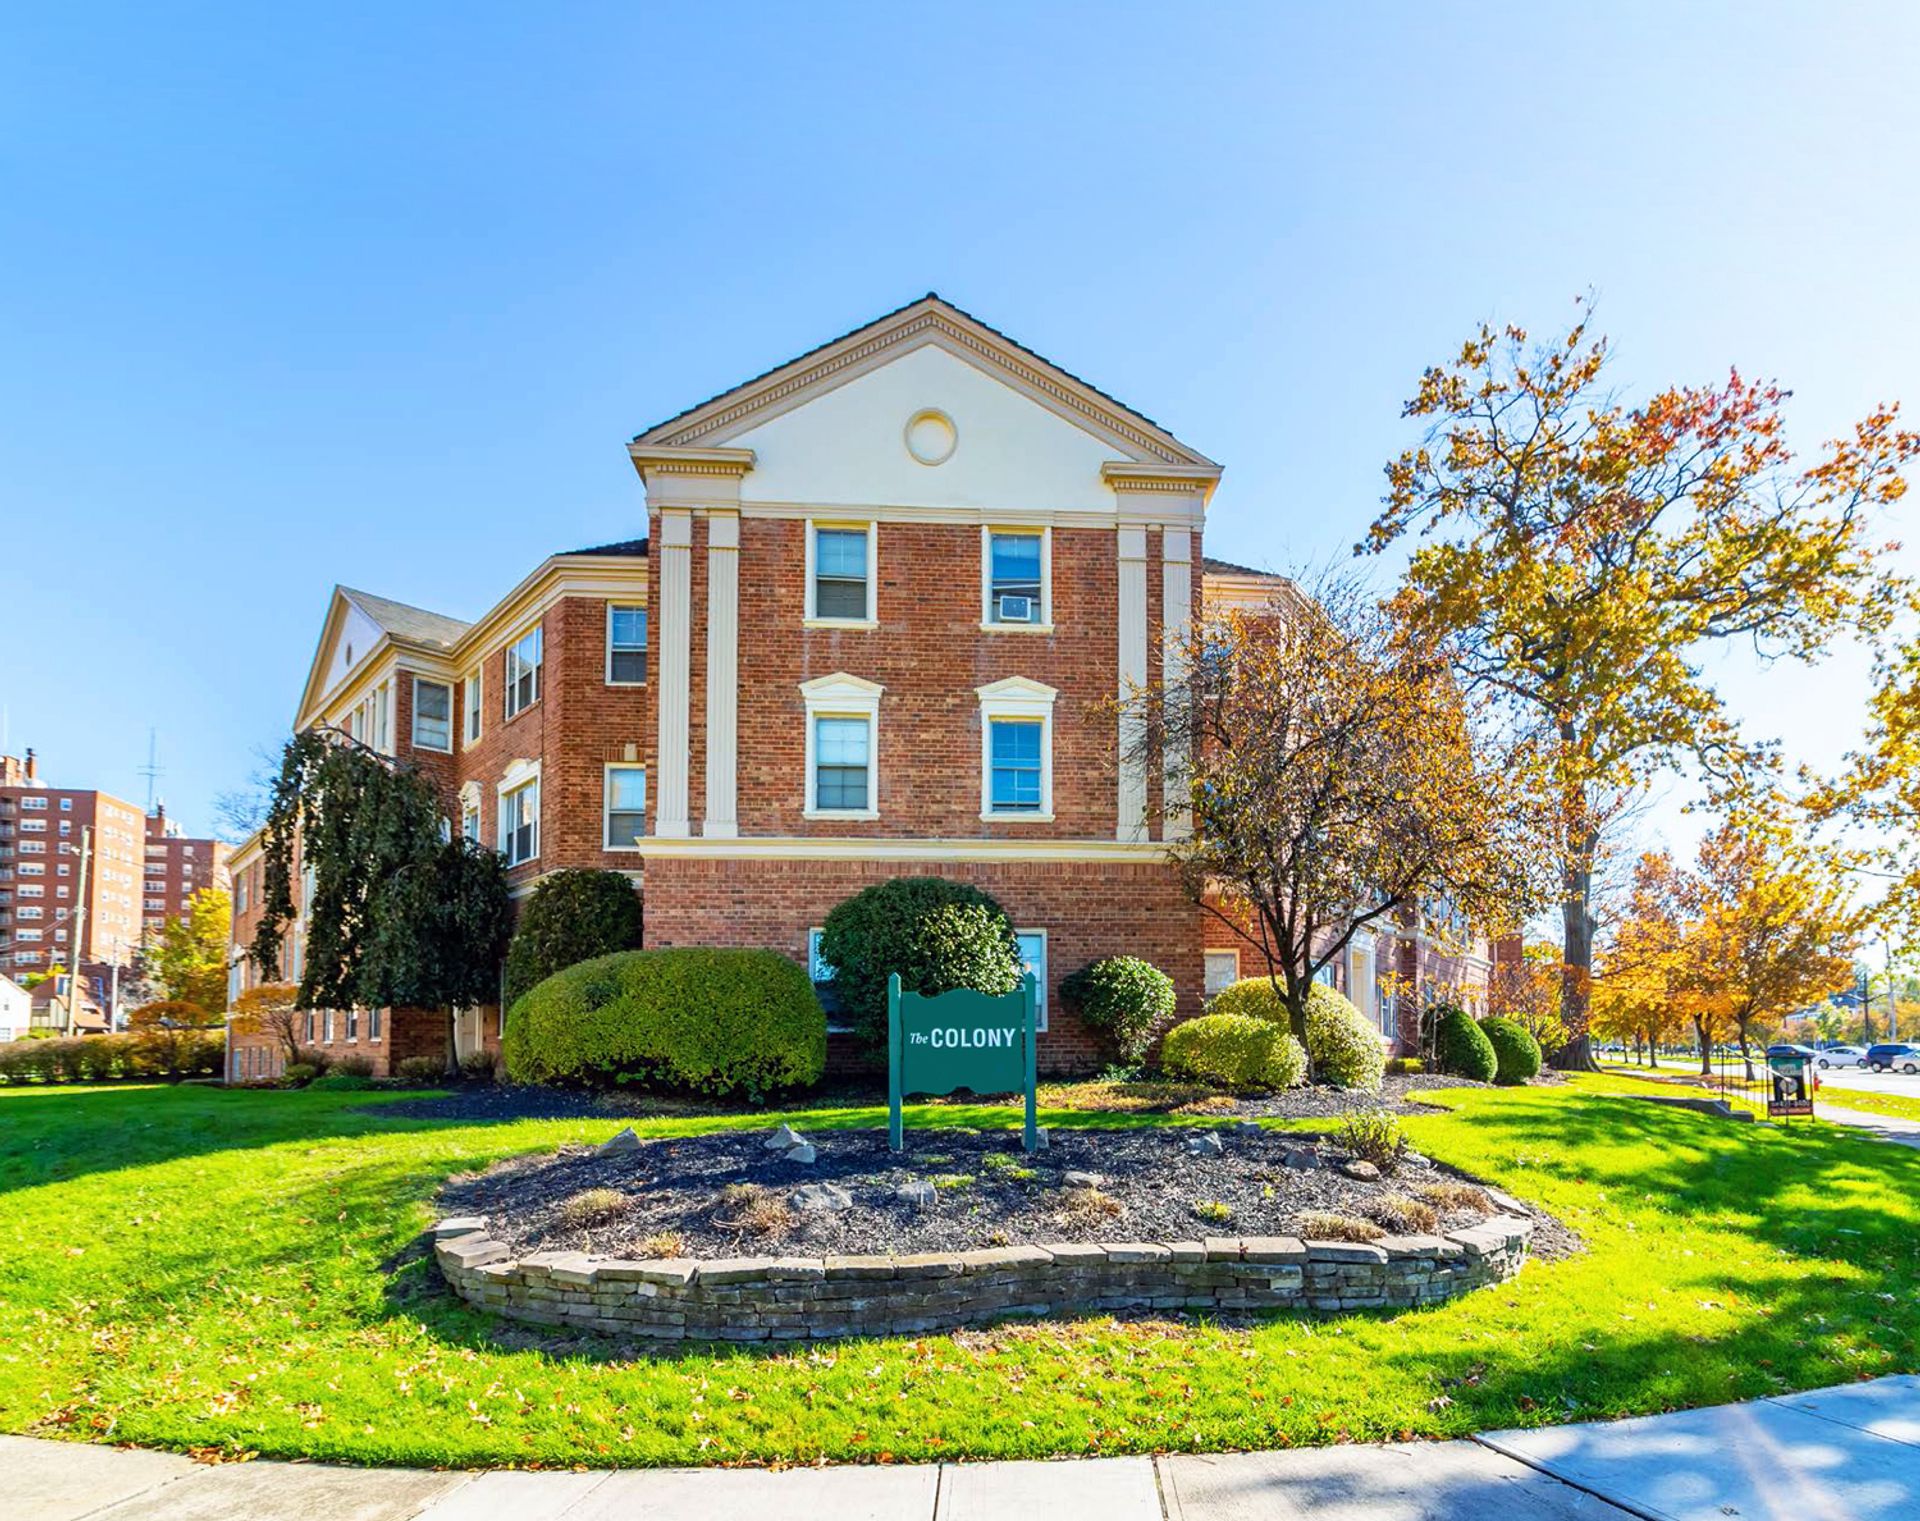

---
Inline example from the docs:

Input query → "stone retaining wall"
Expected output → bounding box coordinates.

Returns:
[430,1214,1534,1341]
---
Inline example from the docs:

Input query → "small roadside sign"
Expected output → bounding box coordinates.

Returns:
[1768,1049,1815,1122]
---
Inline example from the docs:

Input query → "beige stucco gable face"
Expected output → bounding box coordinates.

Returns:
[716,339,1133,514]
[321,600,385,697]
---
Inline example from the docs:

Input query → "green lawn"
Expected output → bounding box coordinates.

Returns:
[0,1077,1916,1468]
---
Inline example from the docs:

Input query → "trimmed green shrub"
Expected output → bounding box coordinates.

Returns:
[395,1054,444,1084]
[1303,984,1387,1092]
[308,1072,374,1091]
[331,1053,376,1078]
[1205,977,1386,1091]
[1433,1002,1499,1081]
[459,1050,496,1081]
[0,1030,225,1085]
[282,1062,319,1086]
[1385,1056,1425,1075]
[502,868,645,1011]
[502,948,826,1100]
[1478,1015,1543,1084]
[1061,956,1176,1063]
[1160,1013,1307,1090]
[817,877,1021,1050]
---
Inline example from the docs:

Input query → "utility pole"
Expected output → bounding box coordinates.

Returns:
[1889,942,1901,1043]
[63,825,92,1036]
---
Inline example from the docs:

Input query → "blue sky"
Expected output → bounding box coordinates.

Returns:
[2,2,1915,863]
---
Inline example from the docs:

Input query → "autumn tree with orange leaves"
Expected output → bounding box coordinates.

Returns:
[1364,306,1918,1070]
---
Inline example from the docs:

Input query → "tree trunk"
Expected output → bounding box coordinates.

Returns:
[1695,1019,1712,1077]
[1551,876,1601,1072]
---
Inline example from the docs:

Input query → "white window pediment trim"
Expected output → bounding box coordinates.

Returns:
[800,672,883,821]
[977,677,1057,822]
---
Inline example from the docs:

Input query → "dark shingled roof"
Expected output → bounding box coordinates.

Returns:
[1202,555,1280,579]
[632,292,1196,457]
[563,538,649,557]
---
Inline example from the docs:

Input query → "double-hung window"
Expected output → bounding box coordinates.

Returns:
[607,605,648,684]
[463,672,482,744]
[813,718,870,811]
[412,678,452,751]
[503,626,542,718]
[807,523,875,624]
[460,796,481,843]
[976,677,1056,821]
[799,673,883,819]
[989,721,1043,812]
[604,765,647,849]
[500,775,539,865]
[984,528,1047,626]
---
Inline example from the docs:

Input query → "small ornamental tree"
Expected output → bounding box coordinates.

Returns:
[817,877,1022,1052]
[503,869,645,1012]
[251,730,512,1065]
[1060,956,1176,1064]
[149,888,233,1011]
[230,982,302,1062]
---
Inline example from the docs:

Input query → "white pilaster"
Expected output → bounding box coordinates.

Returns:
[1116,525,1149,843]
[703,511,740,838]
[655,509,693,838]
[1161,526,1194,840]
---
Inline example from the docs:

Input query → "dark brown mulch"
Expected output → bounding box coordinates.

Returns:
[439,1124,1572,1262]
[1231,1073,1504,1119]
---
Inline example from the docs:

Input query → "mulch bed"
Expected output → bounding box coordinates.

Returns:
[439,1124,1577,1263]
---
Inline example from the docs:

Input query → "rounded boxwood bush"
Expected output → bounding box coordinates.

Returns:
[817,877,1021,1051]
[1478,1015,1542,1084]
[502,868,644,1011]
[1433,1002,1499,1081]
[1205,976,1386,1091]
[502,948,826,1100]
[1161,1013,1307,1090]
[1061,955,1176,1063]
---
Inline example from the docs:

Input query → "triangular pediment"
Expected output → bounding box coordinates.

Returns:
[634,295,1216,473]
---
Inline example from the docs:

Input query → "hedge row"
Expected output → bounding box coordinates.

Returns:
[0,1031,225,1084]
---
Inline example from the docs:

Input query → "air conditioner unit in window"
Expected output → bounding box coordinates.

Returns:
[997,594,1035,623]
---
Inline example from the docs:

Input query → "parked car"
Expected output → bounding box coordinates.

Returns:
[1866,1043,1920,1074]
[1815,1045,1868,1069]
[1766,1043,1820,1062]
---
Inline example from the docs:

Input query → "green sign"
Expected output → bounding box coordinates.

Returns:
[888,972,1039,1152]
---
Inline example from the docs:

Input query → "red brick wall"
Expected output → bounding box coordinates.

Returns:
[642,854,1206,1075]
[720,518,1126,840]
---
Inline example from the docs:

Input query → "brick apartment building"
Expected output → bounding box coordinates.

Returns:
[1,750,233,1034]
[225,295,1489,1082]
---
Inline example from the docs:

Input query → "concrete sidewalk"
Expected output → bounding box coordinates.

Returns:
[1816,1102,1920,1149]
[12,1375,1920,1520]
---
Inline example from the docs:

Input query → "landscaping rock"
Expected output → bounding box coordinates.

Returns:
[1061,1170,1105,1189]
[764,1123,804,1151]
[1233,1120,1264,1136]
[596,1127,642,1157]
[1402,1152,1435,1172]
[1186,1131,1225,1157]
[1030,1127,1050,1151]
[1283,1147,1322,1170]
[895,1180,937,1209]
[788,1183,853,1214]
[1341,1159,1382,1181]
[782,1142,818,1165]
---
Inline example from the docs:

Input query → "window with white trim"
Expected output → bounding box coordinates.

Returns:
[463,671,482,744]
[798,673,883,820]
[499,771,540,865]
[1204,950,1241,998]
[412,677,452,751]
[346,1007,359,1041]
[460,797,481,843]
[1015,929,1049,1033]
[20,796,45,810]
[807,523,875,624]
[607,605,648,684]
[976,677,1056,820]
[503,626,542,718]
[983,527,1049,626]
[370,1005,383,1041]
[604,765,646,849]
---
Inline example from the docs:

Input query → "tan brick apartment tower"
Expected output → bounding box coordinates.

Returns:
[225,296,1488,1081]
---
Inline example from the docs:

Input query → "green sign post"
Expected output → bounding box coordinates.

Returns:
[888,972,1039,1153]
